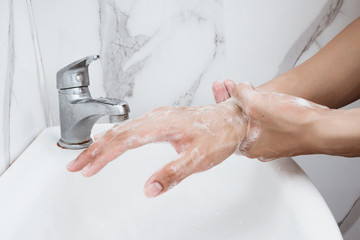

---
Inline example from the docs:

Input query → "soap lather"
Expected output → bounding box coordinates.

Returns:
[57,55,130,149]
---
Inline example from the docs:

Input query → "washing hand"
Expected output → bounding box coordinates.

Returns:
[67,100,247,198]
[212,80,330,160]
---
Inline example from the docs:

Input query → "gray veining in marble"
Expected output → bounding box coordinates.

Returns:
[2,0,360,236]
[3,0,15,170]
[172,3,223,107]
[277,0,343,75]
[26,0,52,127]
[1,0,50,174]
[339,195,360,234]
[99,0,224,111]
[174,32,224,107]
[282,0,360,235]
[99,0,149,101]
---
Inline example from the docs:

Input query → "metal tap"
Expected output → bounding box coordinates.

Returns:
[56,55,129,149]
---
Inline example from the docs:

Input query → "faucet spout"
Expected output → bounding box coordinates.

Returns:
[74,97,129,119]
[57,55,130,149]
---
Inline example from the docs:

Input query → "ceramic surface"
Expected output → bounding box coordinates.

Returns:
[1,0,360,238]
[0,124,343,240]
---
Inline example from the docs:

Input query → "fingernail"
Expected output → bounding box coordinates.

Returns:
[67,159,76,169]
[144,182,163,198]
[81,163,92,177]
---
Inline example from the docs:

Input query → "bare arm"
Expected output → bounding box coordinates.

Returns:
[67,18,360,198]
[260,17,360,109]
[230,83,360,159]
[312,108,360,157]
[212,18,360,159]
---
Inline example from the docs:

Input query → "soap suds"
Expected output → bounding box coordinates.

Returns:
[91,147,101,157]
[257,156,276,162]
[315,103,329,109]
[193,122,215,136]
[124,135,155,146]
[193,115,216,136]
[226,117,233,123]
[190,148,201,159]
[292,97,329,110]
[124,135,140,145]
[93,130,108,142]
[238,127,260,153]
[169,164,181,176]
[171,134,183,141]
[190,148,205,166]
[247,127,260,144]
[168,181,178,190]
[177,143,190,153]
[293,97,313,109]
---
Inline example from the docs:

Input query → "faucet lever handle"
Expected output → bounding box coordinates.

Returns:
[56,55,99,90]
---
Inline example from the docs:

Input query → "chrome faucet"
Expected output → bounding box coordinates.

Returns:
[57,55,130,149]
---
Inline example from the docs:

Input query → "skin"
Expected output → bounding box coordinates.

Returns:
[214,81,360,159]
[68,17,360,198]
[222,82,330,160]
[213,17,360,108]
[212,17,360,158]
[67,101,247,198]
[260,17,360,108]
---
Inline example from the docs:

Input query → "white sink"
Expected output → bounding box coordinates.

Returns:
[0,124,342,240]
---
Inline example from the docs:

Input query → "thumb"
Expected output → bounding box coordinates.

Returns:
[144,154,194,198]
[212,81,231,103]
[231,82,255,111]
[223,79,236,95]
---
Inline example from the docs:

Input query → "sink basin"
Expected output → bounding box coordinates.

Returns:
[0,124,342,240]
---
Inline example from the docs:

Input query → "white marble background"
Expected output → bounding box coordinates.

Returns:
[1,0,360,238]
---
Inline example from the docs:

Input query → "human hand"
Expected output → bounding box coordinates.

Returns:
[67,100,247,198]
[212,80,329,160]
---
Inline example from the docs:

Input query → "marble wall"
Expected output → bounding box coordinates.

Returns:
[0,0,49,174]
[1,0,360,238]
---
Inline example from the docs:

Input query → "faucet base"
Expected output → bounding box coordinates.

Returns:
[57,138,93,150]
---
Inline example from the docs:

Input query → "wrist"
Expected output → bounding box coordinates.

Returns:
[309,108,360,157]
[306,109,343,155]
[286,107,332,157]
[220,99,248,147]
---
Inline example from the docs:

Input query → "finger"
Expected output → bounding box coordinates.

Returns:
[144,153,194,198]
[81,122,170,177]
[66,125,120,172]
[224,79,236,95]
[68,109,163,174]
[230,82,255,110]
[212,81,230,103]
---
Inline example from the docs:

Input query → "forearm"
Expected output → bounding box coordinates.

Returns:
[259,17,360,109]
[309,108,360,157]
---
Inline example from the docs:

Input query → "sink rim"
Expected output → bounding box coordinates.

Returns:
[0,124,343,240]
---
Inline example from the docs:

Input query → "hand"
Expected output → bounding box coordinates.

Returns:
[212,80,329,160]
[67,100,246,198]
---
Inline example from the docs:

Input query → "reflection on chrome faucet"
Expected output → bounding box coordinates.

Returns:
[56,55,130,149]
